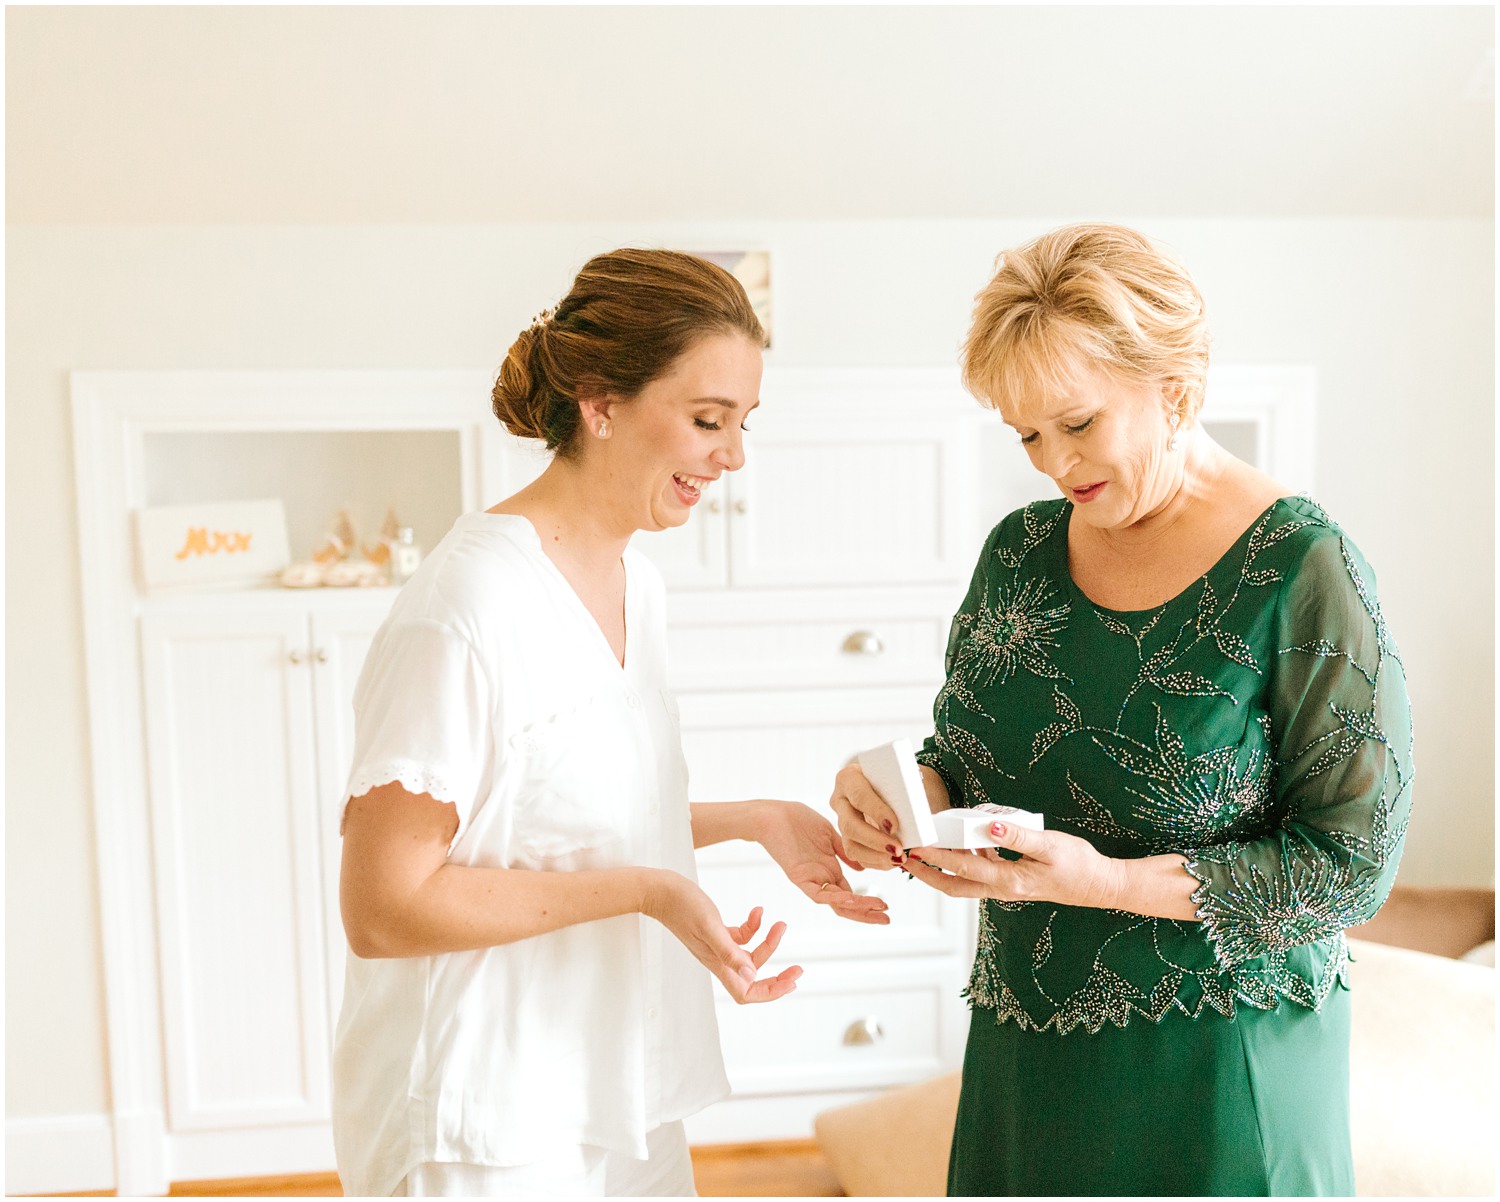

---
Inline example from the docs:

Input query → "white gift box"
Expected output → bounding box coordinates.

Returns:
[856,738,938,848]
[135,498,291,590]
[932,802,1045,848]
[857,738,1044,849]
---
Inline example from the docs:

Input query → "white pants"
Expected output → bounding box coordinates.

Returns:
[390,1120,696,1197]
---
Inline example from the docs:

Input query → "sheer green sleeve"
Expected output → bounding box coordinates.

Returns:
[1183,529,1414,969]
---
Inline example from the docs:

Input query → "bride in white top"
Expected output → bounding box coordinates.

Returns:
[333,248,887,1198]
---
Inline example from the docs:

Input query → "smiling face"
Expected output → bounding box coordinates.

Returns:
[586,331,763,534]
[1000,364,1185,531]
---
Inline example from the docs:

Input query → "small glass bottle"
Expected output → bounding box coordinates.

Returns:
[390,527,423,584]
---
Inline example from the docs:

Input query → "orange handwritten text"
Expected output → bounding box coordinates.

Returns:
[174,528,254,559]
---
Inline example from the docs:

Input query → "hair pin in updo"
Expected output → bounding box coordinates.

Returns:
[528,306,558,334]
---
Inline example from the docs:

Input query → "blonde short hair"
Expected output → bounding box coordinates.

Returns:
[961,224,1211,421]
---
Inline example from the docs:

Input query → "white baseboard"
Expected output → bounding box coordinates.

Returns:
[5,1114,115,1196]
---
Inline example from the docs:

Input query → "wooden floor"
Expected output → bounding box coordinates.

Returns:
[56,1140,844,1197]
[691,1141,843,1197]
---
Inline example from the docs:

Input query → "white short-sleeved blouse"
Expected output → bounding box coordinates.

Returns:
[331,512,728,1198]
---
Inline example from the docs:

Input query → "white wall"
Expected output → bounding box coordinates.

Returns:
[4,217,1492,1169]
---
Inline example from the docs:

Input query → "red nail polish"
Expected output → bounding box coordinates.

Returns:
[885,844,897,854]
[882,820,893,833]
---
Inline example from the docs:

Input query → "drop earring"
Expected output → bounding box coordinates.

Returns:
[597,420,610,438]
[1167,412,1182,451]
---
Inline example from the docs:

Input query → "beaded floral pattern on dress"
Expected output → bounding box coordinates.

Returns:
[915,496,1413,1035]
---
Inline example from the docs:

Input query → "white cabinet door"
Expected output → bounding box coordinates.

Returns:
[639,368,982,591]
[309,608,385,1032]
[725,391,978,589]
[676,685,941,811]
[634,501,731,588]
[640,413,979,592]
[739,367,978,590]
[139,610,332,1132]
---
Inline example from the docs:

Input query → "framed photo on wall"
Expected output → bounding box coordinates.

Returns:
[696,249,773,350]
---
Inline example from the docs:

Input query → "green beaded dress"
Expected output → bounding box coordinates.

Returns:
[915,496,1412,1197]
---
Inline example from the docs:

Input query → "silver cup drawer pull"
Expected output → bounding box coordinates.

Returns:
[842,1016,886,1046]
[841,630,885,656]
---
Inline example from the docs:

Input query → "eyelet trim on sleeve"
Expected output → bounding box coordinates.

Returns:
[347,760,465,808]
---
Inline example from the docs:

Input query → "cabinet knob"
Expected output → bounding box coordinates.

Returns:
[288,649,303,665]
[841,630,885,656]
[315,648,329,664]
[842,1016,885,1046]
[707,498,723,514]
[733,499,748,515]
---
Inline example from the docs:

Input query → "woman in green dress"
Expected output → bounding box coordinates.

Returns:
[831,223,1412,1196]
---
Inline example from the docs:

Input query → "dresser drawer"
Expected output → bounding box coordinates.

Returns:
[668,614,946,691]
[665,587,960,692]
[713,967,964,1095]
[676,685,939,807]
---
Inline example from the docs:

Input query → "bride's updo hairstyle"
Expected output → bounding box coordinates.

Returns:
[962,223,1211,423]
[492,249,766,458]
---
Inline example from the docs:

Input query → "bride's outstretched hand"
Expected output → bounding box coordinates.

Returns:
[757,800,891,925]
[643,870,802,1003]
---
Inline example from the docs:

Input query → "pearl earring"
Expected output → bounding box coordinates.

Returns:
[597,420,610,438]
[1167,412,1182,452]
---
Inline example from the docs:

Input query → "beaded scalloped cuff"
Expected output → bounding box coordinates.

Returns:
[1182,847,1237,971]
